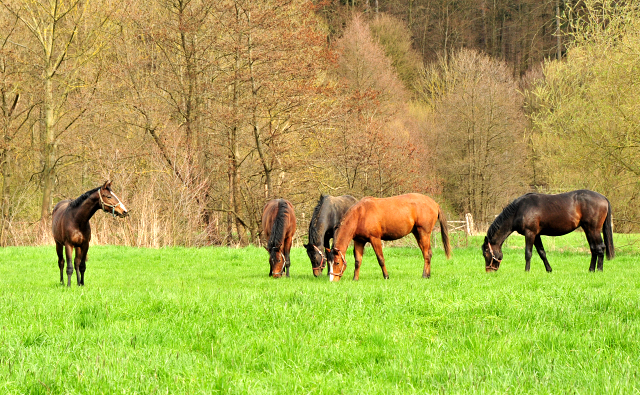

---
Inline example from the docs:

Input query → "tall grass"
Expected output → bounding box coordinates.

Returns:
[0,233,639,393]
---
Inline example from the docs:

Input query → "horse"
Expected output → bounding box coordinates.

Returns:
[51,181,129,286]
[482,189,614,273]
[303,194,358,277]
[261,199,296,278]
[328,193,451,281]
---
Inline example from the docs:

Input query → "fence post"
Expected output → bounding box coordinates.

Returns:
[465,213,475,235]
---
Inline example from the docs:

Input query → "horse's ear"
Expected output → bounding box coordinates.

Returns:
[102,180,112,189]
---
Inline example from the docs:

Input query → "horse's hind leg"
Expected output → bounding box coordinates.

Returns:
[586,230,605,272]
[413,228,433,278]
[64,244,74,287]
[534,236,552,273]
[369,238,389,279]
[56,242,64,284]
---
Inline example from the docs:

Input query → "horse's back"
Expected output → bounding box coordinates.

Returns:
[261,198,296,244]
[356,193,439,239]
[518,190,608,235]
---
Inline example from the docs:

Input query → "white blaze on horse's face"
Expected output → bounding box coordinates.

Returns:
[111,192,129,217]
[329,262,334,282]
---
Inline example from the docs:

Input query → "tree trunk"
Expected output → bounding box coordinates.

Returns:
[247,17,273,200]
[40,76,56,222]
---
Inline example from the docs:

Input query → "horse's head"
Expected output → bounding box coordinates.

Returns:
[304,243,326,277]
[328,247,346,282]
[99,181,129,218]
[482,236,502,272]
[269,246,286,278]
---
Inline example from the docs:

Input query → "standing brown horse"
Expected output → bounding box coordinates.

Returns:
[482,190,614,273]
[52,181,129,286]
[329,193,451,281]
[261,199,296,278]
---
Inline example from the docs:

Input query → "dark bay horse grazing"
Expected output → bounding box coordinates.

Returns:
[329,193,451,281]
[261,199,296,278]
[482,190,614,273]
[52,181,129,286]
[303,194,358,277]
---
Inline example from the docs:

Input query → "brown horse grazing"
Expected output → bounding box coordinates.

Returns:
[52,181,129,286]
[261,199,296,278]
[328,193,451,281]
[482,190,614,273]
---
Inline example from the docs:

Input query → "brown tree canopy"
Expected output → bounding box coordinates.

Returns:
[1,0,638,246]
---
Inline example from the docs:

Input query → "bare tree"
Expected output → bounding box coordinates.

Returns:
[1,0,115,226]
[420,49,529,223]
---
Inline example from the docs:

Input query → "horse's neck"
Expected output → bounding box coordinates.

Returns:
[73,195,101,225]
[491,220,514,247]
[309,206,330,246]
[333,214,357,251]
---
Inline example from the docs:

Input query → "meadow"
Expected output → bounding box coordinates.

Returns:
[1,233,639,394]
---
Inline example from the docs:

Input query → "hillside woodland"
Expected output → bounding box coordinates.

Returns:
[0,0,638,246]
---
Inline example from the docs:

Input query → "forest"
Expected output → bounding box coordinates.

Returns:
[0,0,639,247]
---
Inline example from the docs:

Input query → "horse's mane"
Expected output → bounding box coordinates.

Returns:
[308,194,327,245]
[487,195,528,240]
[268,200,290,249]
[68,187,101,209]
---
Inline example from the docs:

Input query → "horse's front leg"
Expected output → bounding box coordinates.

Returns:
[64,244,74,287]
[352,240,365,281]
[534,236,552,273]
[79,243,89,285]
[369,238,389,279]
[56,242,64,284]
[284,238,293,278]
[324,233,332,276]
[524,233,535,272]
[74,246,83,286]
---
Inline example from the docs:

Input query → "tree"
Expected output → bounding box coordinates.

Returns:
[529,1,640,231]
[419,49,529,223]
[1,0,115,225]
[326,14,432,198]
[0,13,36,245]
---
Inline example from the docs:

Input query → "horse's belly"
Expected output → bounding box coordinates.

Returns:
[380,224,414,240]
[539,227,576,237]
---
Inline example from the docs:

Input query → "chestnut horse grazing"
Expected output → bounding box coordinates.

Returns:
[303,194,358,277]
[52,181,129,286]
[482,190,614,273]
[261,199,296,278]
[329,193,451,281]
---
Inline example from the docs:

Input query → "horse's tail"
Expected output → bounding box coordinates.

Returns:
[603,199,615,260]
[438,206,452,259]
[267,200,289,250]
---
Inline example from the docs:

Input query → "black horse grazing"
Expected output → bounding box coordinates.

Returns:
[52,181,129,286]
[482,190,614,273]
[261,199,297,278]
[303,195,357,277]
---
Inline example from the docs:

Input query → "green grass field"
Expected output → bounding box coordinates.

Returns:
[1,233,639,394]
